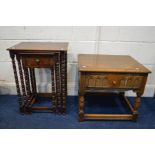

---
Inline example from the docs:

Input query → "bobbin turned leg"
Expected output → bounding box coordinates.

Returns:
[51,66,56,112]
[64,52,67,113]
[29,68,37,95]
[23,67,32,114]
[60,52,67,114]
[11,53,23,112]
[10,53,23,113]
[17,55,27,113]
[132,92,142,121]
[29,68,37,105]
[55,54,61,114]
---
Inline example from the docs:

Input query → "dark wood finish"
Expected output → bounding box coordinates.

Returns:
[23,66,32,113]
[8,42,68,114]
[29,68,37,94]
[7,42,68,51]
[51,67,56,112]
[55,53,61,113]
[60,51,67,113]
[78,54,151,121]
[22,55,56,68]
[16,55,27,113]
[10,53,23,112]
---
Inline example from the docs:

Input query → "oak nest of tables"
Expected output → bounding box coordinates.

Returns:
[78,54,151,121]
[8,42,68,114]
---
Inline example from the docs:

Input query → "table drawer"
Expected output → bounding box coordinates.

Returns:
[85,73,144,89]
[22,56,56,68]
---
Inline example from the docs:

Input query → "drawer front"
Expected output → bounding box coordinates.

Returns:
[85,73,144,89]
[22,56,56,68]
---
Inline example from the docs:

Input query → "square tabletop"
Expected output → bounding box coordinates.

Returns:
[78,54,151,73]
[7,42,68,52]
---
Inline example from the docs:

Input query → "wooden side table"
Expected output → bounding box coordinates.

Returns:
[78,54,151,121]
[7,42,68,114]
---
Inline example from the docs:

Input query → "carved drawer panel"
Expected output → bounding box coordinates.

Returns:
[22,56,56,68]
[85,74,144,89]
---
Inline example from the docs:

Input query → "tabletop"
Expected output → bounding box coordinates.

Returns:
[7,42,68,52]
[78,54,151,73]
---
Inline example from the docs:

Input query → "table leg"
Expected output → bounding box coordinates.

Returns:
[60,52,67,114]
[79,94,85,121]
[64,52,67,112]
[17,55,27,113]
[133,92,142,121]
[79,72,86,121]
[10,53,23,113]
[51,66,56,112]
[23,67,32,114]
[29,68,37,95]
[55,55,61,114]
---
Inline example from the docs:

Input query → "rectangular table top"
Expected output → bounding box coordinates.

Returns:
[78,54,151,73]
[7,42,68,52]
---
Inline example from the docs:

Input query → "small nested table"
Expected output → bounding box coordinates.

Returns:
[8,42,68,114]
[78,54,151,121]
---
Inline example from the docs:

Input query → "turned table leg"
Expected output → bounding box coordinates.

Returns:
[60,52,67,114]
[29,68,37,95]
[133,92,142,121]
[23,67,32,114]
[78,72,86,121]
[10,53,23,113]
[17,55,27,113]
[51,66,57,112]
[55,54,61,114]
[64,52,67,113]
[79,94,85,122]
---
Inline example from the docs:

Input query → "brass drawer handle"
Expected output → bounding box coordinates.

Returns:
[35,58,40,65]
[112,80,117,85]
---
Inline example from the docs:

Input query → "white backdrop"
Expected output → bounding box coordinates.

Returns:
[0,26,155,96]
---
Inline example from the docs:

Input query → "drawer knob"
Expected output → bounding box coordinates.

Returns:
[35,58,40,65]
[112,80,117,85]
